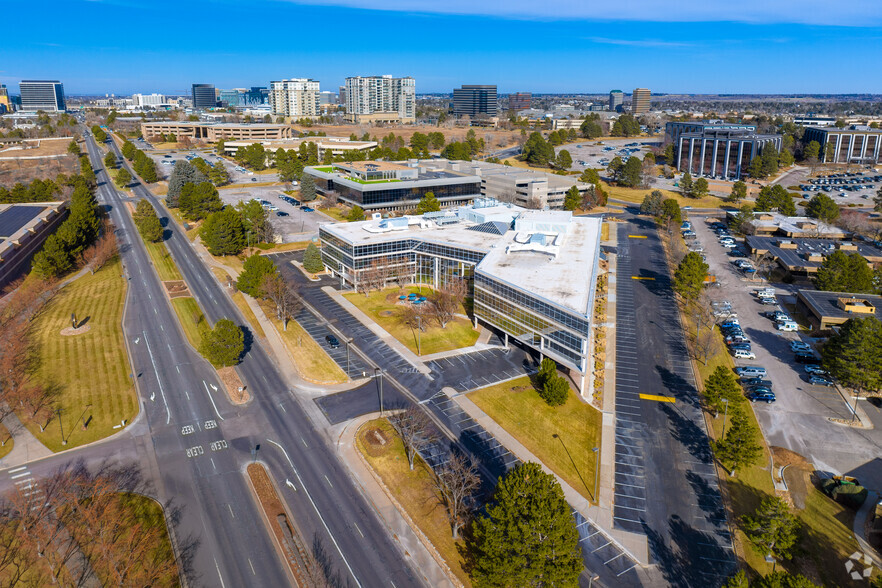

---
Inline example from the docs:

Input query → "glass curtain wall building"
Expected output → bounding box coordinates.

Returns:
[319,204,602,395]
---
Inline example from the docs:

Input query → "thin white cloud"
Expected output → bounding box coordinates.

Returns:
[588,37,693,48]
[278,0,882,25]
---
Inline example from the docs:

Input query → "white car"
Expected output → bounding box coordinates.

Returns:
[790,341,811,352]
[733,349,756,360]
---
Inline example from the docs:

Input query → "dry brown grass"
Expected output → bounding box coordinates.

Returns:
[291,123,521,150]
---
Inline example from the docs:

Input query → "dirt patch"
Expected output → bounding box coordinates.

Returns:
[217,367,249,404]
[163,281,191,298]
[246,463,320,586]
[771,446,812,509]
[378,310,395,317]
[60,325,92,336]
[359,426,391,458]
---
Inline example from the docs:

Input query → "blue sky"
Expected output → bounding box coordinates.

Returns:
[3,0,882,95]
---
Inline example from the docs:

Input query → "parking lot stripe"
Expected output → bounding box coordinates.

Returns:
[639,393,676,403]
[628,235,647,239]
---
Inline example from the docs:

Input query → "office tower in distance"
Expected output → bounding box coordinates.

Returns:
[609,90,624,112]
[19,80,66,112]
[453,84,498,118]
[632,88,651,114]
[269,78,321,117]
[509,92,532,111]
[344,75,415,123]
[192,84,217,109]
[132,93,165,108]
[0,84,9,114]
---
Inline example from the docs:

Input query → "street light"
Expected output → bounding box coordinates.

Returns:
[345,338,352,378]
[592,447,600,503]
[721,398,729,437]
[589,574,600,588]
[57,408,66,446]
[375,368,384,417]
[416,315,422,356]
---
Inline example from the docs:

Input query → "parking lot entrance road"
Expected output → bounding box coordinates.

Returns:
[612,217,736,586]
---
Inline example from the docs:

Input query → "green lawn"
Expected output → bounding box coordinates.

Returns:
[25,258,138,452]
[170,297,209,350]
[343,286,479,355]
[357,419,472,587]
[602,181,729,209]
[144,240,183,282]
[0,424,13,460]
[318,206,350,222]
[261,301,347,384]
[469,376,602,502]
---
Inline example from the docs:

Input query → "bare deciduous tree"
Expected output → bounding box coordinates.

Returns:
[433,453,479,539]
[81,220,118,274]
[431,278,467,329]
[388,407,437,471]
[260,273,301,331]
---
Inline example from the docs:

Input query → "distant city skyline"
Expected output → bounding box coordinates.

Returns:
[3,0,882,95]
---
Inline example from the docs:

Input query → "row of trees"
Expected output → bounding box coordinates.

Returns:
[814,250,879,294]
[132,199,163,243]
[640,190,683,225]
[0,176,64,204]
[190,156,230,186]
[0,465,180,586]
[678,171,710,198]
[753,184,797,216]
[120,140,158,183]
[31,177,104,278]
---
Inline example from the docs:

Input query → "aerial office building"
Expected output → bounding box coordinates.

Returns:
[0,85,9,114]
[803,125,882,164]
[268,78,321,117]
[666,121,782,180]
[609,90,623,112]
[305,160,481,211]
[509,92,532,111]
[191,84,217,109]
[453,85,498,118]
[19,80,65,112]
[132,93,165,107]
[319,201,602,395]
[631,88,651,114]
[344,75,415,123]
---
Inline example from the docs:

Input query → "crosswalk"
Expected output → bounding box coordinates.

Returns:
[6,465,44,510]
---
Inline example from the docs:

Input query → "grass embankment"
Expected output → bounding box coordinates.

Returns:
[162,205,199,241]
[260,301,346,384]
[0,424,13,460]
[469,376,602,502]
[343,286,479,355]
[144,240,183,282]
[25,259,137,452]
[661,229,864,583]
[600,222,610,242]
[318,206,350,222]
[603,181,728,209]
[357,419,472,587]
[170,298,209,350]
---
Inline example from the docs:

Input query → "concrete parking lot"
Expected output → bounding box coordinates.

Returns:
[690,215,882,491]
[218,187,333,241]
[556,138,663,173]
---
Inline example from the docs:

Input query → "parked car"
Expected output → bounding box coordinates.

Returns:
[747,391,776,403]
[736,366,767,377]
[795,353,821,365]
[809,375,835,386]
[804,365,830,376]
[276,211,289,217]
[790,341,811,352]
[742,378,773,388]
[325,335,340,348]
[730,343,753,352]
[301,206,315,212]
[777,321,798,331]
[733,349,756,360]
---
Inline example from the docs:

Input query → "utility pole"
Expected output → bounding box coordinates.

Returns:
[58,408,66,446]
[592,446,599,503]
[416,314,422,356]
[376,368,384,417]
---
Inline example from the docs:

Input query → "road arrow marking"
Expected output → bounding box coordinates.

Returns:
[286,478,297,492]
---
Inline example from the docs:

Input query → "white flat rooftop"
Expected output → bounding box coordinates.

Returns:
[476,216,601,316]
[321,216,500,252]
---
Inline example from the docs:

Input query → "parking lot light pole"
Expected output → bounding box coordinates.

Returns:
[346,339,352,378]
[592,447,599,503]
[416,315,422,356]
[376,368,384,417]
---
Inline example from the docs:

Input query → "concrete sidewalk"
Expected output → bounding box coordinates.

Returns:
[333,414,459,588]
[0,414,53,469]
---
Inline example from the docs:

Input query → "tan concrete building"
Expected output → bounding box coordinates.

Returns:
[140,121,293,142]
[632,88,651,114]
[269,78,321,117]
[344,75,415,124]
[221,136,377,158]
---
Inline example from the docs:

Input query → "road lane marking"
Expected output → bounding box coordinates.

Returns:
[266,438,362,588]
[324,475,333,488]
[10,472,30,479]
[7,466,26,474]
[228,504,235,519]
[143,331,172,425]
[639,393,676,403]
[202,380,225,421]
[353,522,364,538]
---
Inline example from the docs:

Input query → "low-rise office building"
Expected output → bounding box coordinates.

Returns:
[140,121,293,142]
[803,125,882,164]
[319,201,602,395]
[0,202,68,288]
[428,159,591,210]
[797,290,882,330]
[666,121,781,180]
[745,235,882,275]
[304,160,481,211]
[735,212,847,239]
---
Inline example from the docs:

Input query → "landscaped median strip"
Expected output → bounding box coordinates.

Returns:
[638,393,676,403]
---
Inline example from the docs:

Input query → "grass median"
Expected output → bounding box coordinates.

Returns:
[144,240,183,282]
[469,376,602,503]
[357,418,472,587]
[343,286,479,355]
[170,297,209,350]
[25,258,137,452]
